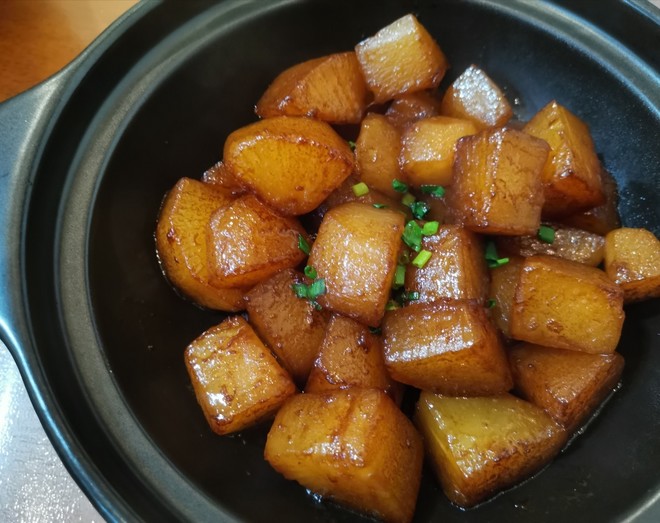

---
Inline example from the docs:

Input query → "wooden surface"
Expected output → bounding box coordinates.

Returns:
[0,0,138,102]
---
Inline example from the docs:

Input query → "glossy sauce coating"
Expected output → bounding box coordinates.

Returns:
[185,316,296,435]
[383,300,512,395]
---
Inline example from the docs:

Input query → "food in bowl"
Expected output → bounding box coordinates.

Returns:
[154,13,660,523]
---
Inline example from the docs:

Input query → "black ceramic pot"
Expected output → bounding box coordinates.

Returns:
[0,1,658,521]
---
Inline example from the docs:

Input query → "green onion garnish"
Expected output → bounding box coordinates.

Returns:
[410,201,430,220]
[420,185,446,198]
[412,249,432,268]
[373,203,387,209]
[485,241,509,268]
[291,283,308,299]
[421,221,439,236]
[488,257,509,268]
[402,220,423,252]
[487,299,496,309]
[538,224,555,244]
[304,265,317,279]
[385,300,400,311]
[298,234,311,255]
[369,326,382,335]
[392,179,408,193]
[352,182,369,197]
[401,193,416,207]
[290,278,326,308]
[493,258,509,268]
[308,279,326,300]
[348,140,356,151]
[393,264,406,289]
[485,240,497,260]
[406,291,420,301]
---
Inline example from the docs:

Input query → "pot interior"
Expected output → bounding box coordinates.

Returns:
[22,0,660,521]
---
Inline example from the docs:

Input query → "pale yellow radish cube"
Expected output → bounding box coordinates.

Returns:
[415,392,566,508]
[207,194,307,288]
[245,269,329,385]
[440,64,513,129]
[510,255,624,353]
[256,52,369,124]
[383,299,512,396]
[308,202,405,327]
[224,116,353,215]
[400,116,478,187]
[449,128,549,235]
[155,177,246,311]
[305,314,401,402]
[355,113,404,198]
[355,14,448,103]
[509,342,624,433]
[405,225,488,303]
[604,227,660,302]
[524,101,604,218]
[185,316,296,435]
[265,389,423,523]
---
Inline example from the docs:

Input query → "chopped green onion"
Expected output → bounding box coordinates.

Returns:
[291,283,308,299]
[485,240,509,268]
[348,140,356,151]
[308,279,327,300]
[487,257,509,269]
[298,234,311,255]
[406,291,420,301]
[385,300,400,311]
[421,221,439,236]
[369,326,382,335]
[485,240,498,261]
[391,288,419,304]
[392,179,408,193]
[373,203,387,209]
[402,220,423,252]
[410,201,430,220]
[393,264,406,289]
[412,249,432,268]
[291,278,326,307]
[487,299,496,309]
[352,182,369,197]
[304,265,317,279]
[538,224,556,244]
[420,185,446,198]
[401,193,416,207]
